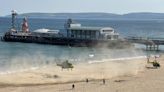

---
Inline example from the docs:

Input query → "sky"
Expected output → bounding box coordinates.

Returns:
[1,0,164,16]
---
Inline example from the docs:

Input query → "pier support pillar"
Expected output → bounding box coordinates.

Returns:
[153,45,156,51]
[149,45,152,51]
[145,44,160,51]
[157,45,159,51]
[146,45,148,51]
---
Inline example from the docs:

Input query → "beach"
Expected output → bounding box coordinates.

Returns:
[0,55,163,92]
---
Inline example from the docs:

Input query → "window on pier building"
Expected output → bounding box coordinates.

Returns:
[71,30,75,38]
[70,30,98,39]
[113,35,118,39]
[80,30,82,38]
[76,30,81,38]
[91,31,96,39]
[75,30,78,38]
[77,30,81,38]
[86,30,91,39]
[81,30,85,39]
[89,30,92,39]
[107,35,112,39]
[71,30,83,38]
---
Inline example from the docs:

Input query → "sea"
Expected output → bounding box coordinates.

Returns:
[0,17,164,73]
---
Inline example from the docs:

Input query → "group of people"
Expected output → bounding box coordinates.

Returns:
[72,78,106,89]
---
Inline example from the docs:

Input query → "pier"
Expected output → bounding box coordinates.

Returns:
[126,36,164,51]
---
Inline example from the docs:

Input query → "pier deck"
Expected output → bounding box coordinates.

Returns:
[126,36,164,51]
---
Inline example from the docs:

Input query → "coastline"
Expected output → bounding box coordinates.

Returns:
[0,55,164,92]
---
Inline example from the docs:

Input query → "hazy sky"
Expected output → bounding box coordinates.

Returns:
[1,0,164,16]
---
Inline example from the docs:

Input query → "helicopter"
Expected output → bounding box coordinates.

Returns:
[147,55,160,68]
[56,60,74,70]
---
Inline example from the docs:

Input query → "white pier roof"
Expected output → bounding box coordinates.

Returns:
[69,26,114,31]
[33,28,59,34]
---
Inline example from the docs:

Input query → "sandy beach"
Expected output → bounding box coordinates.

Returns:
[0,55,163,92]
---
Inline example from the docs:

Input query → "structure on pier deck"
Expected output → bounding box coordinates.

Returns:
[126,36,164,51]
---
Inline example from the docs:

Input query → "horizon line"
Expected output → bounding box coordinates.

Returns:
[2,11,164,17]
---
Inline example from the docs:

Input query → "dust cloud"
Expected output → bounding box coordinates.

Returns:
[0,48,147,84]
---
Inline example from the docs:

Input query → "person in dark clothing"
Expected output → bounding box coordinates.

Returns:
[103,79,105,84]
[72,84,75,89]
[86,79,89,83]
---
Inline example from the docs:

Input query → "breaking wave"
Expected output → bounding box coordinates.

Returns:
[88,56,147,64]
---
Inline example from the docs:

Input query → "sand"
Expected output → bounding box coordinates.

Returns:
[0,55,163,92]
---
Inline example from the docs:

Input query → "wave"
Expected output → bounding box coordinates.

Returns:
[0,67,40,75]
[88,56,147,64]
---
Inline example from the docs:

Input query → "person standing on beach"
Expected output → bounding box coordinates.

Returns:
[86,79,89,83]
[72,84,75,89]
[103,79,105,84]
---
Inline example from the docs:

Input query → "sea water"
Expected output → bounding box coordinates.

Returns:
[0,17,164,73]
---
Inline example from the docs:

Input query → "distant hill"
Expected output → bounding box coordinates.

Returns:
[5,12,164,19]
[122,13,164,19]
